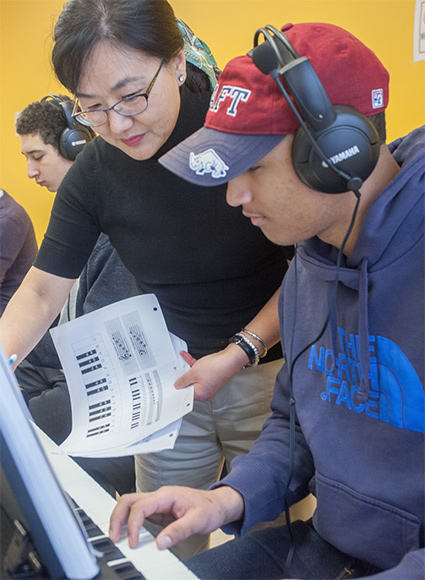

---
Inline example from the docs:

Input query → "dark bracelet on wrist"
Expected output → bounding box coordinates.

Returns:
[241,328,268,358]
[229,333,259,368]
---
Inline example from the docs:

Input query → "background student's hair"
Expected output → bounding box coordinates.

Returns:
[52,0,213,94]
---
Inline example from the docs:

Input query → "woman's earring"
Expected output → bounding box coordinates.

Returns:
[178,74,186,84]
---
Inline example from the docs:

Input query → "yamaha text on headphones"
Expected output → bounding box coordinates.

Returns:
[249,25,380,194]
[41,95,93,161]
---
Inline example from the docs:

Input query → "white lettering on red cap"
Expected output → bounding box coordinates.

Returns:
[209,85,251,117]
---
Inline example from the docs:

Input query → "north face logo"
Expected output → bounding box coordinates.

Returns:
[311,330,425,433]
[189,149,229,178]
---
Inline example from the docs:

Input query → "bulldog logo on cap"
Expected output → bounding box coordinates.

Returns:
[189,149,230,178]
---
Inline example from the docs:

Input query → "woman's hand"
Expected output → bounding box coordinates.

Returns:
[174,344,249,401]
[174,289,281,401]
[109,485,244,550]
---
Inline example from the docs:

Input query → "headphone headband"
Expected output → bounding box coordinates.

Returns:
[41,94,66,104]
[254,25,299,65]
[250,26,380,194]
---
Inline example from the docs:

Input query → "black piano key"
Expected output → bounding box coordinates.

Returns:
[108,561,147,580]
[74,508,103,538]
[66,494,150,580]
[90,536,124,561]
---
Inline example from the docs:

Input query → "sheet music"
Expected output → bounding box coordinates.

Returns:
[50,294,193,458]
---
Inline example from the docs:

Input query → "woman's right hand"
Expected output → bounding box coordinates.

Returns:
[174,344,250,401]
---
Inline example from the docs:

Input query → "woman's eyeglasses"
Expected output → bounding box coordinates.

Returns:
[72,60,164,128]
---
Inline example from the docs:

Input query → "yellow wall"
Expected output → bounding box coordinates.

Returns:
[1,0,424,243]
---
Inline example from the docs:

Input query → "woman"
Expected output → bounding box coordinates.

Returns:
[0,0,290,557]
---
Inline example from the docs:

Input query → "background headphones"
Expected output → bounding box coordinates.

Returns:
[41,94,93,161]
[250,25,380,194]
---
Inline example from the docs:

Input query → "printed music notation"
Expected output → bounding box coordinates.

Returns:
[50,294,193,458]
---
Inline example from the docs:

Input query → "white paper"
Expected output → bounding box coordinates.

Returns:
[50,294,193,458]
[414,0,425,61]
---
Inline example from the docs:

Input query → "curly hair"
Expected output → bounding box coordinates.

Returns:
[16,96,71,152]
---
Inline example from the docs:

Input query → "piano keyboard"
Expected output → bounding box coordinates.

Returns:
[37,429,199,580]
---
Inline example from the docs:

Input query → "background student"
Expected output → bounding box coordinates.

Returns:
[15,95,139,496]
[109,21,425,579]
[0,189,38,315]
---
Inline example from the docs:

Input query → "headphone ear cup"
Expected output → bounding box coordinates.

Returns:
[41,95,93,161]
[57,99,93,161]
[59,127,93,161]
[292,106,380,194]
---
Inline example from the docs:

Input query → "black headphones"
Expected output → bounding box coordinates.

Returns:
[41,94,93,161]
[249,25,380,194]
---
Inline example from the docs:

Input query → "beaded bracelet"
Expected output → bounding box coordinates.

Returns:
[229,333,259,368]
[241,328,268,358]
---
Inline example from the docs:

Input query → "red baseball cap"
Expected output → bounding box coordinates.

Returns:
[159,22,389,186]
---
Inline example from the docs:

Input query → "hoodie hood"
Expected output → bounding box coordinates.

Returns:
[296,126,425,401]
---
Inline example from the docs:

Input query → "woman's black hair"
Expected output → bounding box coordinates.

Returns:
[184,62,211,92]
[52,0,208,94]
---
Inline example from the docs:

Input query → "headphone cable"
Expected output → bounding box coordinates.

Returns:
[283,189,361,575]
